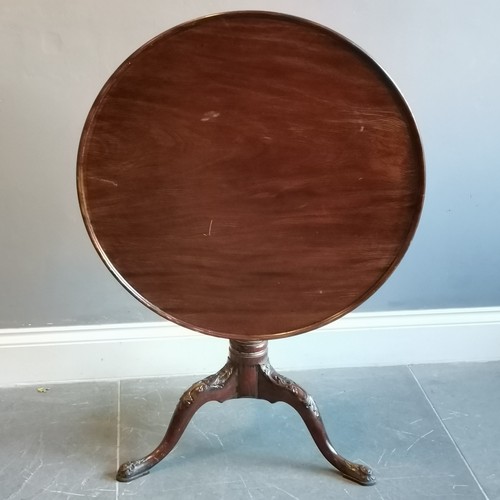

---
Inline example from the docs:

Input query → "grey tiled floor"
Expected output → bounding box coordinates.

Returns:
[1,361,499,499]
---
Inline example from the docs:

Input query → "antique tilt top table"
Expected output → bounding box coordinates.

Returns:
[77,12,424,487]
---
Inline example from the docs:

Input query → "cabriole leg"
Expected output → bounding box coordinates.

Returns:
[116,361,237,482]
[257,361,376,486]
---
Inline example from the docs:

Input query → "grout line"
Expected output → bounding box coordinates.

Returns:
[116,380,121,500]
[407,366,490,500]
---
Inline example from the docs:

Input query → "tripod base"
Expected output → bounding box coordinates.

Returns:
[116,340,375,486]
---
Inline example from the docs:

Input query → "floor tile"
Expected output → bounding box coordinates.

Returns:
[118,365,485,499]
[411,361,500,499]
[0,382,117,499]
[1,363,493,499]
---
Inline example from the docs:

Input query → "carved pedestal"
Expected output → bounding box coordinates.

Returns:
[116,340,375,486]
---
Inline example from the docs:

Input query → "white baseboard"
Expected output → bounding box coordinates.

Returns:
[1,307,499,386]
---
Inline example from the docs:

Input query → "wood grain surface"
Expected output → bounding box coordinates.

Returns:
[77,12,424,340]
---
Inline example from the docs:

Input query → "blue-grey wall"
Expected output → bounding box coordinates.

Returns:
[1,0,499,328]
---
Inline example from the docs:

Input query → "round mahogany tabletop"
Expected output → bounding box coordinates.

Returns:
[77,11,424,340]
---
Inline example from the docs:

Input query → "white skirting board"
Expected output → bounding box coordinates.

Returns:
[1,307,499,386]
